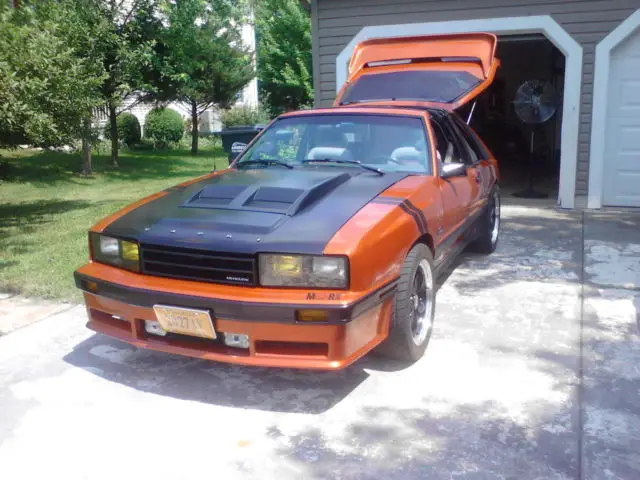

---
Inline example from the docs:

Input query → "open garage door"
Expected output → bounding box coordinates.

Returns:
[602,28,640,207]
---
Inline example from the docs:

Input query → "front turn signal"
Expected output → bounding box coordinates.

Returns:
[297,310,329,322]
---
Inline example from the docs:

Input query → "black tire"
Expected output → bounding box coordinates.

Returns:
[377,243,436,362]
[470,185,501,254]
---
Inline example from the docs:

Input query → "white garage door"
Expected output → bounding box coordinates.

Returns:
[603,27,640,207]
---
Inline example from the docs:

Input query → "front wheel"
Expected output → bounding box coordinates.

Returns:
[471,186,501,254]
[377,243,436,362]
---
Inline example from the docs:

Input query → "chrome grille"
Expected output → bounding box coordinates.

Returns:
[140,244,256,286]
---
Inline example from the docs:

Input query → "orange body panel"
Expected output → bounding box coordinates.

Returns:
[334,32,500,111]
[82,286,393,371]
[347,32,497,80]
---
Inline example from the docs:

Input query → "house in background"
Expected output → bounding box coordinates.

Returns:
[310,1,640,209]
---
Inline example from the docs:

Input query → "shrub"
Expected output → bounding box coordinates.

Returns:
[220,104,271,128]
[144,108,184,148]
[103,112,141,146]
[128,138,155,151]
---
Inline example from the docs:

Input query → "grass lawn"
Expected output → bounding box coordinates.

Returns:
[0,145,228,301]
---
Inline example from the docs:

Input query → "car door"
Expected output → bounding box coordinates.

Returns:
[430,116,473,264]
[446,116,485,218]
[451,114,495,215]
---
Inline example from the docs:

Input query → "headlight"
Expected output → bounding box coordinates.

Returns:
[259,254,348,288]
[89,232,140,272]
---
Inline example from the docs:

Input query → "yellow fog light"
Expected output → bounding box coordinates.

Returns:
[275,255,302,276]
[121,241,139,262]
[297,310,329,322]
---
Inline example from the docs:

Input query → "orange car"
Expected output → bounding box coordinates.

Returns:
[74,32,501,370]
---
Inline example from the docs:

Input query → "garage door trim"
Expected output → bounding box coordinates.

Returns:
[335,16,583,209]
[588,9,640,209]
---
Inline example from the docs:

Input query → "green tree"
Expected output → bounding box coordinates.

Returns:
[255,0,313,115]
[0,4,103,160]
[149,0,255,154]
[46,0,110,174]
[64,0,161,167]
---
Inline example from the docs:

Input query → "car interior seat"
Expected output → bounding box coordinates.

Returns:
[306,128,353,161]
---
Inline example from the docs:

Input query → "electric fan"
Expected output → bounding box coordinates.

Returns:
[512,79,559,199]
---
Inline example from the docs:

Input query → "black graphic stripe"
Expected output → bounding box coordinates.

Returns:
[398,201,427,235]
[402,200,428,233]
[373,196,428,234]
[75,272,399,325]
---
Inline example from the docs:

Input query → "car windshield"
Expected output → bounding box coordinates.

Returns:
[235,114,432,174]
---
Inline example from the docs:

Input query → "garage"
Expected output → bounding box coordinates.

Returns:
[600,17,640,207]
[468,35,565,200]
[312,0,640,209]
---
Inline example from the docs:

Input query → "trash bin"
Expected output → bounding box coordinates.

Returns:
[220,125,266,162]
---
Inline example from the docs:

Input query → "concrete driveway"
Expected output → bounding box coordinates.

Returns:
[0,204,638,480]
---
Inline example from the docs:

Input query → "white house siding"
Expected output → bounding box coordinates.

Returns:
[312,0,640,197]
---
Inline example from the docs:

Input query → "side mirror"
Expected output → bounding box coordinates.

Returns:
[441,162,467,179]
[230,142,247,160]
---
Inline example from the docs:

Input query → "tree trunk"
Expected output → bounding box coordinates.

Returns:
[81,117,92,175]
[108,103,119,167]
[191,101,199,155]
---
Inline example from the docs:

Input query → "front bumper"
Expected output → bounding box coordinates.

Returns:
[74,263,396,370]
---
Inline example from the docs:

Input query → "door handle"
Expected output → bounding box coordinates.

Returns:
[475,173,482,184]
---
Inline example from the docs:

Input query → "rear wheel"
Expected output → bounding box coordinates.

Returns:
[470,185,500,254]
[377,243,436,362]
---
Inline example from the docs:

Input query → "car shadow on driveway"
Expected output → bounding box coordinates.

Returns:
[62,332,417,415]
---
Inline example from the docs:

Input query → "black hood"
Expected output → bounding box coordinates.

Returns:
[103,167,408,255]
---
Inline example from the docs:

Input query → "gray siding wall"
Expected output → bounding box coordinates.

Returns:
[313,0,640,197]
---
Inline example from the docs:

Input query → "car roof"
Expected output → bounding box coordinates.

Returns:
[278,105,447,120]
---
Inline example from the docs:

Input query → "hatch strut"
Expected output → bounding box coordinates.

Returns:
[466,100,478,125]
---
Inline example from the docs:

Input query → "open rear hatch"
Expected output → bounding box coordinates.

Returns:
[334,32,499,111]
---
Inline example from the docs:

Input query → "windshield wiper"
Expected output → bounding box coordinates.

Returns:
[302,158,384,175]
[235,158,294,169]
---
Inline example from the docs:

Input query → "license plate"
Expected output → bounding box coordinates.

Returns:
[153,305,216,339]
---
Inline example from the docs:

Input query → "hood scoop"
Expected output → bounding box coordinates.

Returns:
[186,184,249,208]
[182,171,352,215]
[243,172,351,215]
[243,186,305,212]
